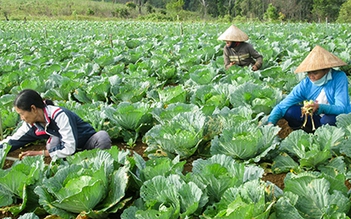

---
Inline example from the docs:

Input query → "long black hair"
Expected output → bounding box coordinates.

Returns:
[14,89,54,111]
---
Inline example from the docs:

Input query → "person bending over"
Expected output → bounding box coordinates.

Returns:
[218,24,263,71]
[0,89,112,159]
[268,45,351,132]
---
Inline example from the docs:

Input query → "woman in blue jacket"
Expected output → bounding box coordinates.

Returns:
[0,89,111,159]
[268,45,351,132]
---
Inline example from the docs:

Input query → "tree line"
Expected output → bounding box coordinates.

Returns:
[96,0,351,22]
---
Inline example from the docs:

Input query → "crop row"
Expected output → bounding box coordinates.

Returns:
[1,21,351,218]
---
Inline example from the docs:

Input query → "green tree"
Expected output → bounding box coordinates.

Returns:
[237,0,264,20]
[295,0,314,21]
[166,0,184,11]
[166,0,184,19]
[337,0,351,22]
[198,0,209,18]
[263,3,278,21]
[228,0,236,16]
[213,0,235,17]
[272,0,312,21]
[205,0,220,17]
[147,0,169,8]
[212,0,235,18]
[312,0,346,22]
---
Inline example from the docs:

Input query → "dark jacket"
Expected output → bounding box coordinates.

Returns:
[223,42,263,70]
[0,105,96,158]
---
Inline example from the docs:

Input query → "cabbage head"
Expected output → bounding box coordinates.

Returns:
[143,111,206,159]
[210,123,280,162]
[34,149,130,219]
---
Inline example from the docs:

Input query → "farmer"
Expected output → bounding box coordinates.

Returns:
[267,45,351,132]
[218,24,263,71]
[0,89,112,159]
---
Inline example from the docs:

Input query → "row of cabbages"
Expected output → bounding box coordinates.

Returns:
[1,111,351,218]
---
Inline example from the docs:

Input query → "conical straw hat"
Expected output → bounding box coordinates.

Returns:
[294,45,346,73]
[218,25,249,42]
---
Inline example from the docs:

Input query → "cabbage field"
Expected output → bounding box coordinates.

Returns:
[1,20,351,218]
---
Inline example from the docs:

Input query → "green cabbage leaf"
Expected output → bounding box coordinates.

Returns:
[275,171,350,218]
[202,180,275,219]
[143,111,206,159]
[275,126,346,171]
[122,174,208,219]
[34,149,130,219]
[0,155,46,216]
[210,123,281,162]
[186,154,264,204]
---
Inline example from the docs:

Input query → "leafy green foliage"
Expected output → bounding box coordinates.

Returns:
[211,123,281,162]
[274,126,346,172]
[275,172,350,218]
[112,102,154,143]
[202,180,275,218]
[35,148,130,218]
[1,21,351,218]
[187,154,264,203]
[229,82,283,116]
[143,110,206,159]
[0,155,46,215]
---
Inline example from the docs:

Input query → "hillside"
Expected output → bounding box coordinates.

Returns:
[1,0,350,23]
[0,0,140,21]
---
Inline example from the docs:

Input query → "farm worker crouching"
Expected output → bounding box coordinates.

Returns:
[267,45,351,132]
[0,89,112,159]
[218,24,263,71]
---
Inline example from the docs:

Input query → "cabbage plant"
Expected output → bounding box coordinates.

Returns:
[203,106,262,142]
[129,153,186,189]
[190,84,234,115]
[110,101,154,143]
[34,148,130,219]
[43,73,82,101]
[123,155,203,218]
[272,126,346,173]
[110,77,157,103]
[335,113,351,158]
[122,174,208,219]
[0,94,19,138]
[336,113,351,135]
[189,64,221,85]
[210,123,281,163]
[156,85,188,106]
[143,110,206,159]
[274,171,350,218]
[201,180,276,219]
[185,154,265,204]
[229,82,282,116]
[0,109,19,138]
[0,153,46,216]
[0,144,11,169]
[151,103,200,125]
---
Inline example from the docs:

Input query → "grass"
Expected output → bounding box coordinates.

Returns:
[0,0,211,22]
[0,0,134,21]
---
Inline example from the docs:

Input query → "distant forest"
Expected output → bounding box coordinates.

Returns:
[96,0,351,22]
[1,0,350,22]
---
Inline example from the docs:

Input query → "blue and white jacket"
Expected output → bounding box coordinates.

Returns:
[0,105,96,158]
[268,69,351,125]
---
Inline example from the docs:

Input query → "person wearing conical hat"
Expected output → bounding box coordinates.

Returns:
[218,24,263,70]
[267,45,351,132]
